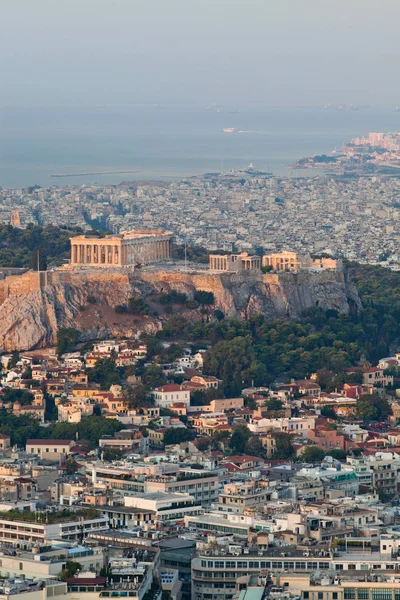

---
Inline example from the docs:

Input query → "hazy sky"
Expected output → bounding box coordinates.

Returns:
[1,0,400,107]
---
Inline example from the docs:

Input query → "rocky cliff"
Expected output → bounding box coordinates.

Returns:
[0,267,361,352]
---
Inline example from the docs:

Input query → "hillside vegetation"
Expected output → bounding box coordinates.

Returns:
[156,261,400,396]
[0,224,83,268]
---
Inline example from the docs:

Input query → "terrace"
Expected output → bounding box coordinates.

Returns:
[0,507,101,524]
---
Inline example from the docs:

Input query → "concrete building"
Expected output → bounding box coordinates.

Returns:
[152,384,190,408]
[25,440,74,462]
[0,433,11,451]
[0,510,108,545]
[124,492,203,523]
[70,229,172,267]
[363,367,394,388]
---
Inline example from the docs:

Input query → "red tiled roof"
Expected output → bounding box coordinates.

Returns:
[222,455,261,464]
[154,384,184,392]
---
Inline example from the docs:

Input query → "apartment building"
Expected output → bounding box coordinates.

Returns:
[25,440,74,462]
[0,511,108,545]
[152,384,190,408]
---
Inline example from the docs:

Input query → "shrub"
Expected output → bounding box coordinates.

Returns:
[128,296,149,315]
[194,290,215,305]
[115,305,128,314]
[186,300,199,309]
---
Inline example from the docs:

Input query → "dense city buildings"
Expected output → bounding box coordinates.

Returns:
[3,168,400,268]
[2,167,400,600]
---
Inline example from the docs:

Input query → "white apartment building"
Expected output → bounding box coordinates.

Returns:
[152,384,190,408]
[0,512,109,545]
[248,416,316,438]
[124,492,203,522]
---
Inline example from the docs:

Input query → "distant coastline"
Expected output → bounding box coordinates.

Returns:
[51,169,140,178]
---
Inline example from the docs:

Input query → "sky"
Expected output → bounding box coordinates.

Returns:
[1,0,400,107]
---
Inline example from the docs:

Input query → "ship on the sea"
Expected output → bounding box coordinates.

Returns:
[223,128,238,133]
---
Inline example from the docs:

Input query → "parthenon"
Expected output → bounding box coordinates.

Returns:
[70,229,172,267]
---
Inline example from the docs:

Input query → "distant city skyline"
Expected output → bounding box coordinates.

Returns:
[1,0,400,108]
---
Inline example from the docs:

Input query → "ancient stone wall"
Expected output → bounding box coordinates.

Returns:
[0,272,46,304]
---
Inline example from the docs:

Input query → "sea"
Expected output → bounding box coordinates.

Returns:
[1,104,400,189]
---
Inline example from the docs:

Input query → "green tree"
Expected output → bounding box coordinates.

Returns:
[8,351,20,369]
[29,247,47,271]
[65,457,79,475]
[320,406,337,419]
[60,561,82,581]
[88,357,122,389]
[245,435,266,458]
[266,398,283,412]
[128,295,149,315]
[326,448,347,460]
[196,437,211,452]
[356,393,391,421]
[194,290,215,305]
[44,392,58,421]
[261,265,273,274]
[57,328,80,356]
[273,432,295,459]
[22,365,32,379]
[101,448,123,461]
[164,428,196,445]
[301,446,326,463]
[357,400,378,421]
[2,388,34,406]
[123,384,154,410]
[229,425,251,454]
[244,396,257,410]
[142,365,167,389]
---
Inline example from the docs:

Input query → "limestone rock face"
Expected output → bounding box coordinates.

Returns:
[0,268,361,352]
[140,268,361,319]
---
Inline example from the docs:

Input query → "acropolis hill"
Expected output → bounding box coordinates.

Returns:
[0,263,361,353]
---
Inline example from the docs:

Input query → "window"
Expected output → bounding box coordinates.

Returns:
[19,563,23,571]
[344,590,356,600]
[318,593,323,600]
[358,591,368,600]
[303,593,309,599]
[333,594,338,600]
[372,591,392,600]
